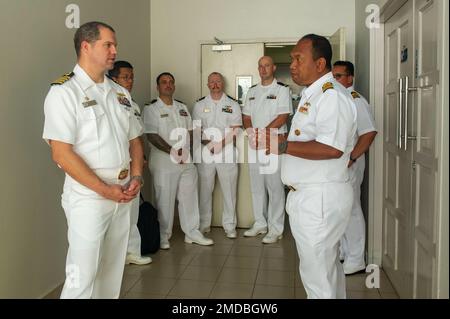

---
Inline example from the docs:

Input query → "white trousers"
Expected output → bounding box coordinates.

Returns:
[341,157,366,269]
[197,162,238,232]
[60,172,131,299]
[127,194,141,255]
[150,162,201,241]
[248,160,285,235]
[287,182,353,299]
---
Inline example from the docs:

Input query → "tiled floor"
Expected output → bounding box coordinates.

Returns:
[45,224,399,299]
[117,225,399,299]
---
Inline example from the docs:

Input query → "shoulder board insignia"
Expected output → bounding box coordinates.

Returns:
[197,96,206,102]
[250,84,257,88]
[175,99,185,105]
[351,91,361,99]
[150,99,157,104]
[277,81,289,87]
[322,82,334,93]
[226,94,238,102]
[51,72,74,86]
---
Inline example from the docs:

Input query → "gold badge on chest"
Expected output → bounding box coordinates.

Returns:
[298,102,311,114]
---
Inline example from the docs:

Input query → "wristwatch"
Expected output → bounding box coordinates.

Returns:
[350,156,357,163]
[278,140,288,154]
[131,175,144,187]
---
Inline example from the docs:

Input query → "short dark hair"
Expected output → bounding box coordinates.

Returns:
[74,21,115,58]
[300,34,332,70]
[108,60,133,78]
[333,60,354,76]
[156,72,175,85]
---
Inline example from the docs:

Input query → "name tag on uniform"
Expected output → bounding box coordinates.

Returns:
[203,108,211,113]
[160,114,169,118]
[179,110,188,117]
[222,106,233,113]
[82,100,97,108]
[249,97,255,101]
[267,94,277,99]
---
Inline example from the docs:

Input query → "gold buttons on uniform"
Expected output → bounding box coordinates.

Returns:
[295,129,301,136]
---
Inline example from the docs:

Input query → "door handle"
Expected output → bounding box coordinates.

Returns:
[398,77,403,149]
[402,76,418,150]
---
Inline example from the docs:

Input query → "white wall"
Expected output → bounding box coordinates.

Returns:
[0,0,151,298]
[354,0,388,97]
[150,0,356,107]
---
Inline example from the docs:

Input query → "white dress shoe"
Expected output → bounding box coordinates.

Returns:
[184,234,214,246]
[160,240,170,250]
[243,226,268,237]
[200,227,211,234]
[344,264,366,275]
[225,230,237,239]
[262,233,283,244]
[125,254,152,265]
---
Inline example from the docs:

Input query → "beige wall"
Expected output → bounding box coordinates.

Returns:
[150,0,356,107]
[0,0,150,298]
[354,0,388,97]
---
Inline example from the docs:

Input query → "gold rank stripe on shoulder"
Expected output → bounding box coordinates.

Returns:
[322,82,334,93]
[51,72,74,86]
[351,91,361,99]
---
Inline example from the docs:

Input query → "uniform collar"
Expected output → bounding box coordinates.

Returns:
[157,96,175,108]
[302,72,334,100]
[73,64,112,93]
[347,85,355,92]
[207,93,226,104]
[259,78,277,89]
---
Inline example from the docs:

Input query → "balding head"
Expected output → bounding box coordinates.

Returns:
[258,56,276,84]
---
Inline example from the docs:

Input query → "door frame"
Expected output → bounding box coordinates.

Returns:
[370,0,449,298]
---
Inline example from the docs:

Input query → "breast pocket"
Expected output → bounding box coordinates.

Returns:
[77,106,106,164]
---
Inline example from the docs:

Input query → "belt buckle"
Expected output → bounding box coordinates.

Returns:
[118,169,129,180]
[288,185,296,192]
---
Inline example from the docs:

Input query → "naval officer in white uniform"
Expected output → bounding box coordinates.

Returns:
[109,60,152,266]
[242,56,292,244]
[142,72,213,250]
[192,72,242,238]
[332,61,377,275]
[43,22,144,298]
[266,34,357,298]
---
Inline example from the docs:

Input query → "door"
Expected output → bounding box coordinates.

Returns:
[383,0,415,298]
[330,27,346,65]
[383,0,440,298]
[201,43,264,228]
[411,0,440,298]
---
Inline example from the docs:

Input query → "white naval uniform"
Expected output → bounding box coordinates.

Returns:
[340,86,377,273]
[127,100,144,256]
[242,78,292,236]
[42,64,143,299]
[142,98,203,242]
[192,94,242,232]
[281,72,357,299]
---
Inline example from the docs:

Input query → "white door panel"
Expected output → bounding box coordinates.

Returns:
[412,0,440,298]
[383,0,441,298]
[383,0,414,298]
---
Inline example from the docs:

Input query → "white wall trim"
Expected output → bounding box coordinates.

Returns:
[368,21,385,266]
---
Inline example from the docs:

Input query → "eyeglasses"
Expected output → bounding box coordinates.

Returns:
[118,76,134,82]
[333,73,348,79]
